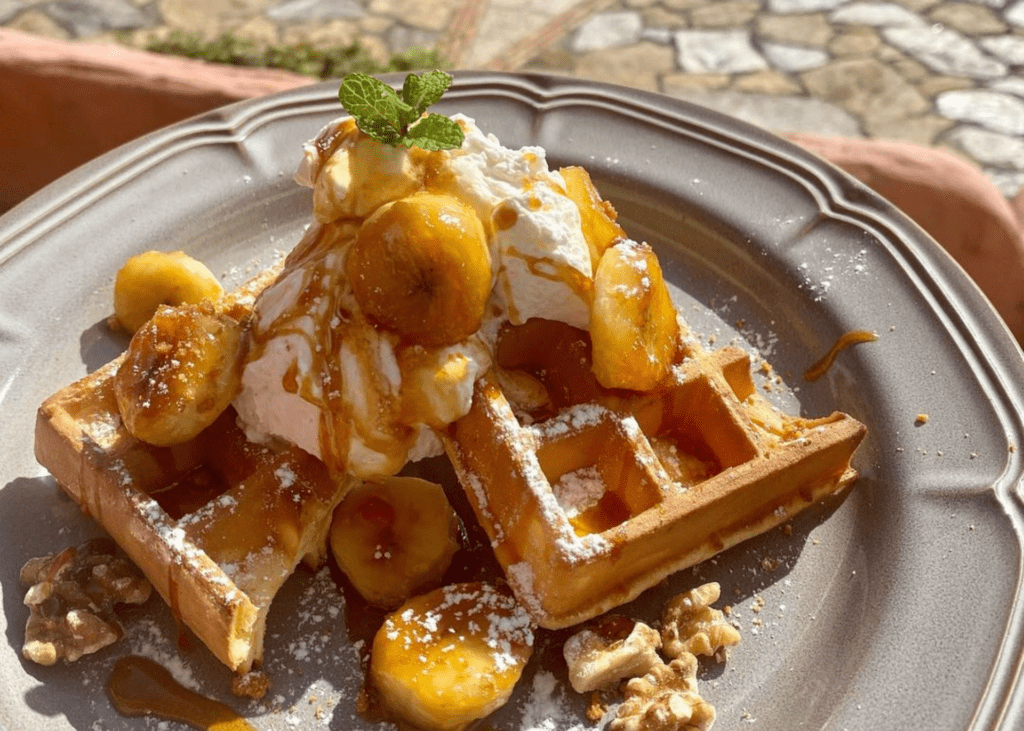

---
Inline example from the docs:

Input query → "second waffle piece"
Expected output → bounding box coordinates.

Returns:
[445,322,866,629]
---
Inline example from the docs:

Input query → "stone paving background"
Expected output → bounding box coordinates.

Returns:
[2,0,1023,198]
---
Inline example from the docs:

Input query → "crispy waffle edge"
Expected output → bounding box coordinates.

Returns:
[444,347,868,630]
[31,264,353,675]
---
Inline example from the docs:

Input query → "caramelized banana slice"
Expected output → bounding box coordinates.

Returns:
[113,250,223,333]
[114,301,244,446]
[346,193,492,347]
[590,240,679,391]
[559,166,626,269]
[329,476,460,609]
[370,582,534,731]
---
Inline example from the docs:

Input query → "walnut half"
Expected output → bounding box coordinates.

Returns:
[661,582,740,661]
[21,538,151,665]
[609,655,715,731]
[563,615,662,693]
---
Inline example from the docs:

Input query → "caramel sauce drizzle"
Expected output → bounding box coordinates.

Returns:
[492,202,518,232]
[312,118,357,162]
[417,148,456,194]
[81,457,103,525]
[503,246,595,303]
[107,656,255,731]
[244,135,581,478]
[804,329,878,382]
[245,222,422,478]
[166,564,181,626]
[245,225,355,477]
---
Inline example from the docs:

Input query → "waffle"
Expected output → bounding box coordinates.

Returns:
[444,320,867,629]
[33,268,355,674]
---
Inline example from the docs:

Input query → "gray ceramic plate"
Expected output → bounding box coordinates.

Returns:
[2,72,1024,731]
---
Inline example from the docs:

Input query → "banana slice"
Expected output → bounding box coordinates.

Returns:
[559,166,626,269]
[113,251,224,333]
[114,301,244,447]
[329,476,460,609]
[590,240,679,391]
[345,193,492,347]
[370,582,534,731]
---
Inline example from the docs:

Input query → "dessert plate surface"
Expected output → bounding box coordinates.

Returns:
[2,72,1024,730]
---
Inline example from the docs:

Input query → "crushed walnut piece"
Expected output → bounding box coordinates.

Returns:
[564,614,662,693]
[609,654,715,731]
[661,582,740,661]
[587,691,609,722]
[20,538,151,665]
[232,669,271,699]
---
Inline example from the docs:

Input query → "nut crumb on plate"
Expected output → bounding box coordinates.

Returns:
[609,655,716,731]
[662,582,741,661]
[564,615,662,693]
[20,538,151,666]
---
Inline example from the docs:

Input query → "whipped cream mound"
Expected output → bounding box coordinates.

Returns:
[445,117,593,330]
[234,114,597,478]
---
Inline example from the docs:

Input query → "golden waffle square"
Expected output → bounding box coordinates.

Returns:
[33,271,353,675]
[444,333,867,630]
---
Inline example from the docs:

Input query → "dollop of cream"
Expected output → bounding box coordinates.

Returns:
[235,115,594,477]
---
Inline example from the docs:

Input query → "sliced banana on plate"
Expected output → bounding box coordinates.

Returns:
[370,582,534,731]
[113,250,223,334]
[329,476,460,609]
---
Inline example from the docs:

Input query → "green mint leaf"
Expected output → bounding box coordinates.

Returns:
[395,106,423,131]
[338,73,413,143]
[338,71,463,150]
[401,70,453,117]
[401,113,465,151]
[356,116,404,146]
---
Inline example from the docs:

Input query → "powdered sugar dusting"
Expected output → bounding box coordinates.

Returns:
[127,617,202,691]
[553,466,604,518]
[798,246,870,302]
[517,671,611,731]
[376,582,534,696]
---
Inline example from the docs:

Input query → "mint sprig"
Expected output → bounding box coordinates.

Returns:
[338,71,464,151]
